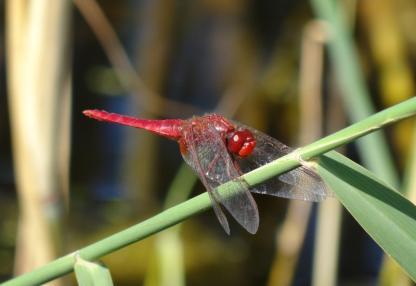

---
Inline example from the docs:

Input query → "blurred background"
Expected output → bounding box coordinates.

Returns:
[1,0,416,285]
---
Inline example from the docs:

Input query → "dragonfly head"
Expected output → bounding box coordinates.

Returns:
[226,129,256,157]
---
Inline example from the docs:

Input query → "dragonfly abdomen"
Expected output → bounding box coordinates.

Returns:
[83,109,184,140]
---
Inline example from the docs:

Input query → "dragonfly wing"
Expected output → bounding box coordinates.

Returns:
[181,131,230,234]
[181,120,259,234]
[233,124,331,202]
[272,166,330,201]
[208,191,231,234]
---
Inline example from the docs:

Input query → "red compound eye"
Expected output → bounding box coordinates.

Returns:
[227,129,256,157]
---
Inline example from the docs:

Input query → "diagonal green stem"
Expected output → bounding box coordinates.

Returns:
[243,97,416,186]
[3,97,416,286]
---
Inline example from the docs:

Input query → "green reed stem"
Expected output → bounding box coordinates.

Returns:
[4,97,416,286]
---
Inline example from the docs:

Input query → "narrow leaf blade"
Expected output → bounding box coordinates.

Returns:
[74,256,114,286]
[317,152,416,281]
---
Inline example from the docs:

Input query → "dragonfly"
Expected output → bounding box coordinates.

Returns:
[83,110,330,234]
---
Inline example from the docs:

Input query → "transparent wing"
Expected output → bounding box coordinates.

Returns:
[233,123,331,202]
[181,119,259,234]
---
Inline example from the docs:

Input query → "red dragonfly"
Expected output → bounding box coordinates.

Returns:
[83,110,329,234]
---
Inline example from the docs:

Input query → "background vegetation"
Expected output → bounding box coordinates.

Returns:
[1,0,416,285]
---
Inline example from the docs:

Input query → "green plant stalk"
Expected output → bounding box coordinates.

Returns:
[243,97,415,186]
[3,193,212,286]
[4,97,416,286]
[310,0,399,187]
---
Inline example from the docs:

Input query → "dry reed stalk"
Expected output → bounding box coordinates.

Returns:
[311,25,343,286]
[267,20,327,286]
[6,0,71,284]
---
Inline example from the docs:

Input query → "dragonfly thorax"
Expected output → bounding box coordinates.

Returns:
[226,129,256,157]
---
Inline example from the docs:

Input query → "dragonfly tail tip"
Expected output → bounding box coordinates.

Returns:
[82,109,94,117]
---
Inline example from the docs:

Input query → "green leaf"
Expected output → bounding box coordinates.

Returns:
[74,255,114,286]
[317,152,416,280]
